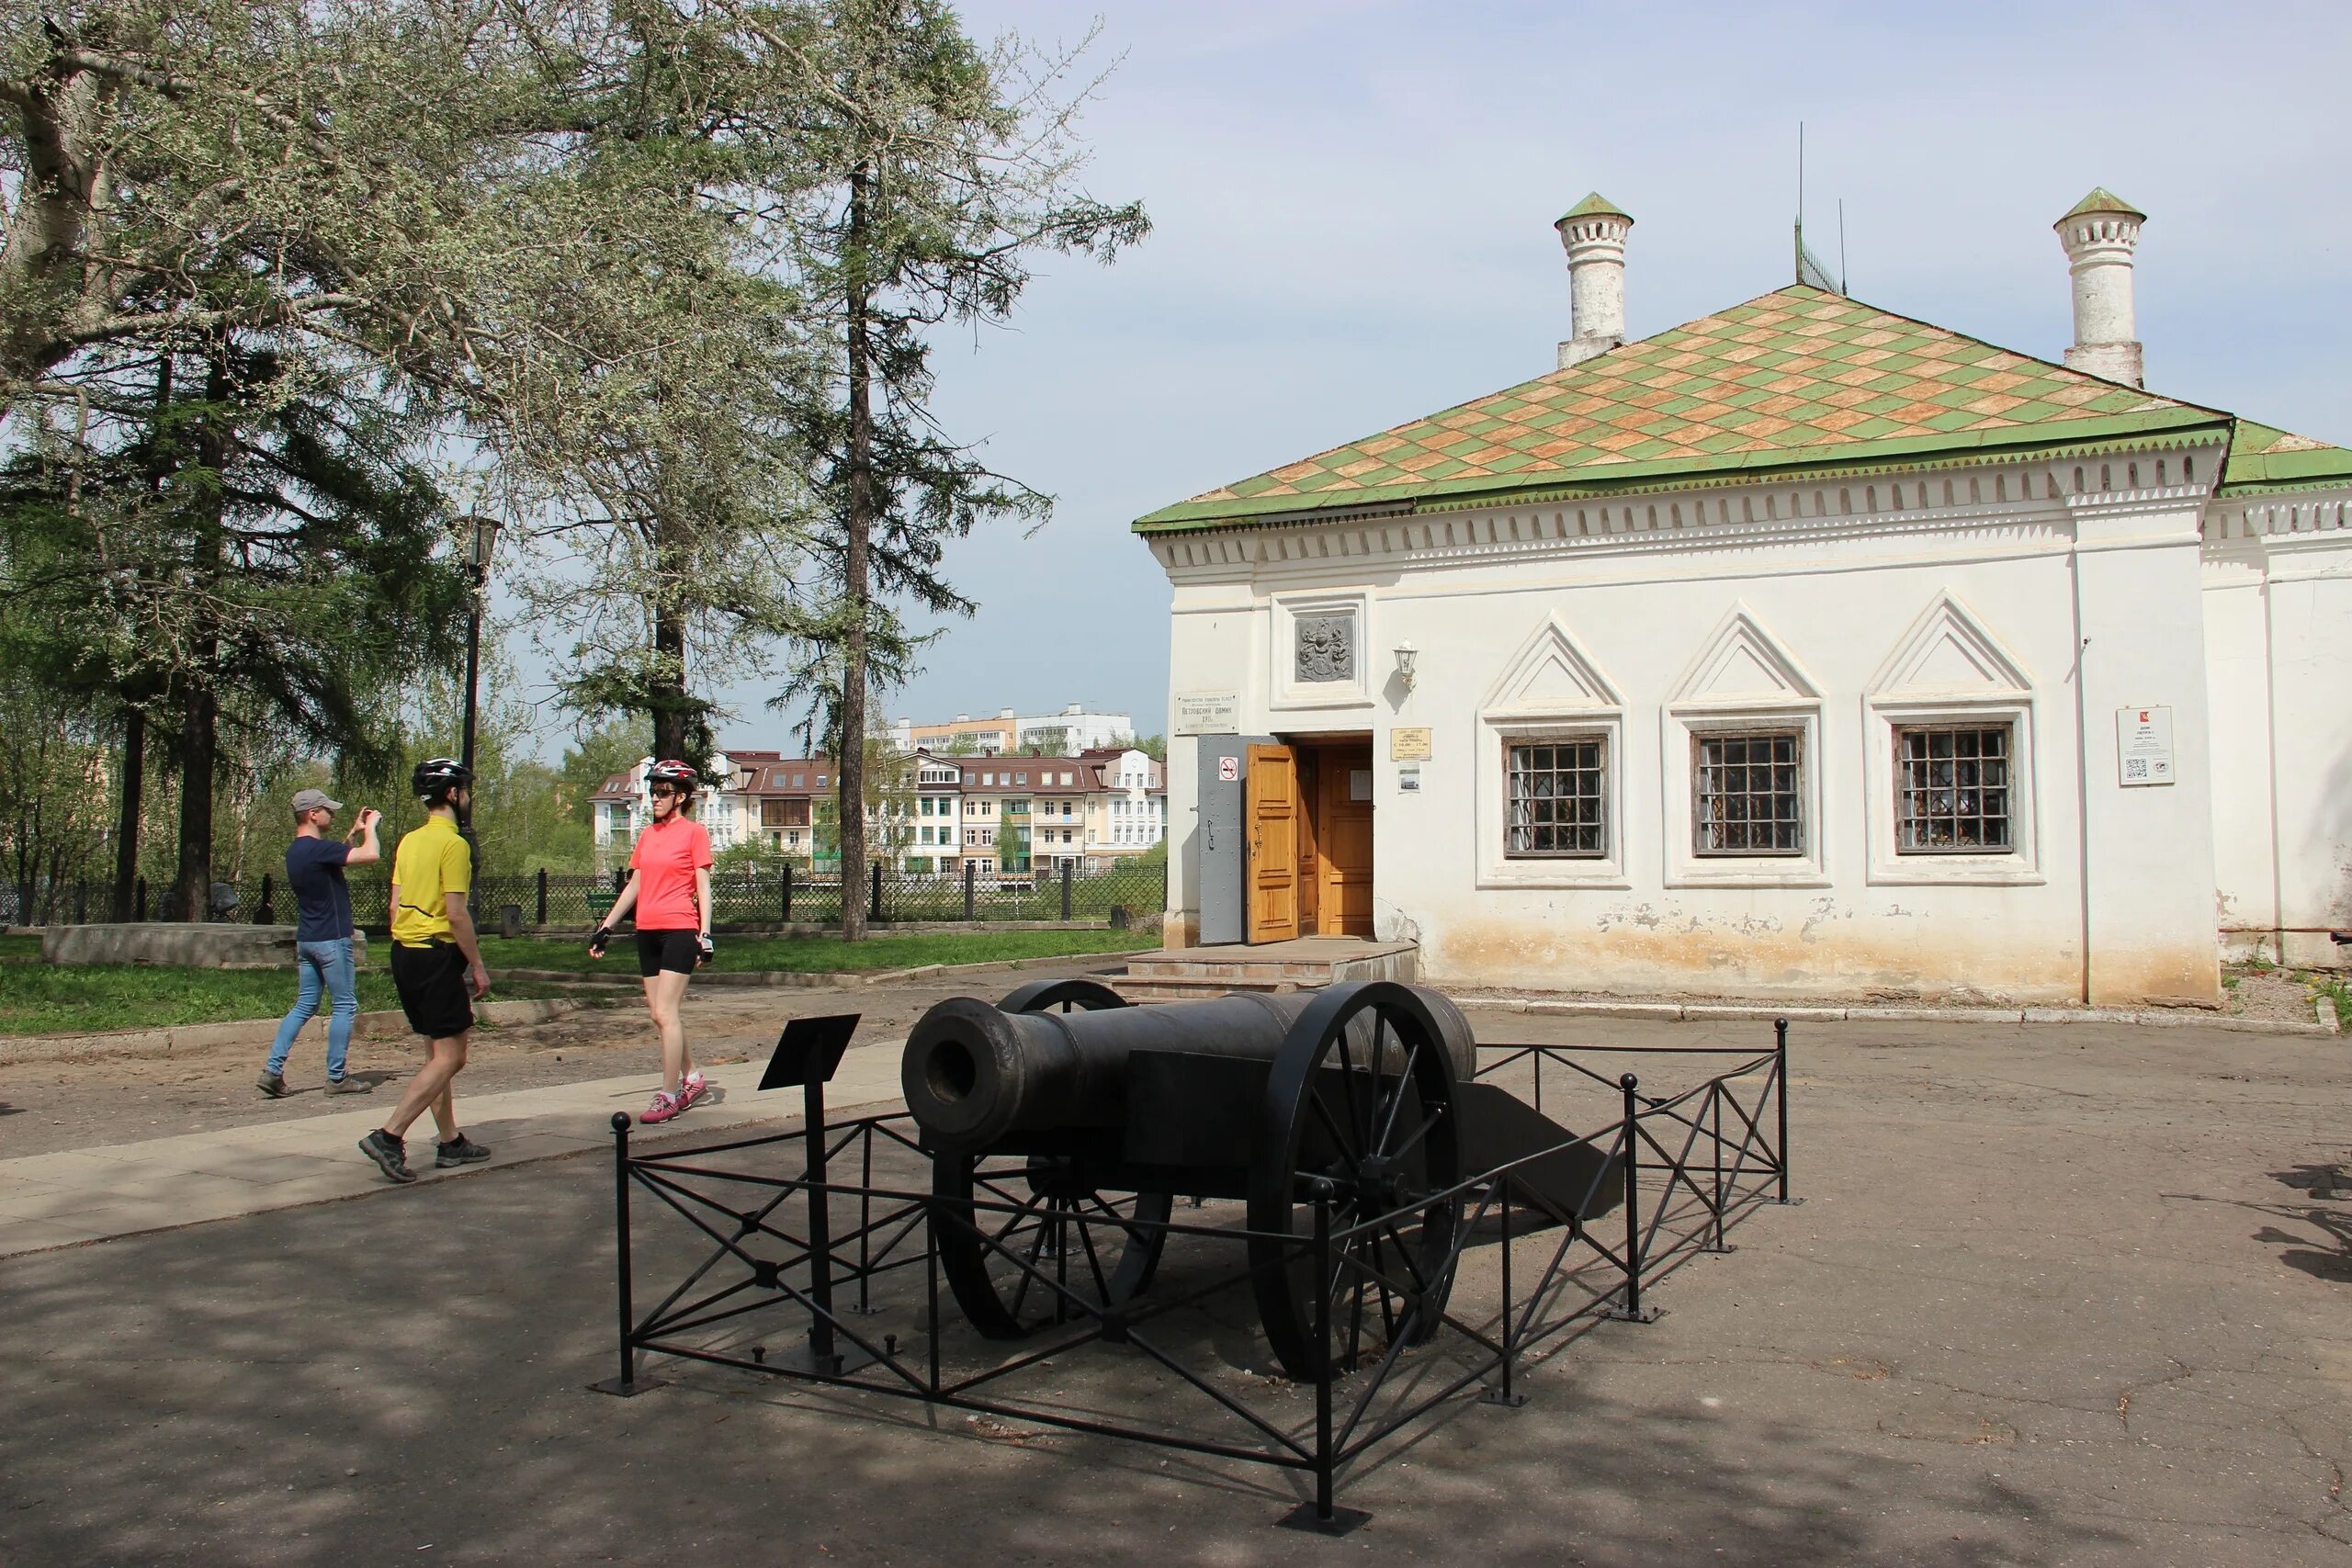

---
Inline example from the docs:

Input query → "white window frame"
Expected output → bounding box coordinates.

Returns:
[1862,696,2041,886]
[1477,716,1626,887]
[1661,703,1828,888]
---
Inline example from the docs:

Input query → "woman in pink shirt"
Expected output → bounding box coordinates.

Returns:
[588,759,716,1123]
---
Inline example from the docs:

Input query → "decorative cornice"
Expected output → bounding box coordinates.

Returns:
[1149,455,2218,581]
[2203,487,2352,542]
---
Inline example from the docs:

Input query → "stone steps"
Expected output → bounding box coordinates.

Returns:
[1110,939,1420,1004]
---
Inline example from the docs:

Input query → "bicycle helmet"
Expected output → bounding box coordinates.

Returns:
[412,756,473,804]
[646,758,698,795]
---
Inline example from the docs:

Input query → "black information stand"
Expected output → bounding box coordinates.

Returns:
[758,1014,876,1376]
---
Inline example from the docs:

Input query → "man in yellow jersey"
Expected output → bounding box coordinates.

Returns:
[358,758,493,1184]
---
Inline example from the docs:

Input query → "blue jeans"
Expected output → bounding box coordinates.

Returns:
[267,938,358,1080]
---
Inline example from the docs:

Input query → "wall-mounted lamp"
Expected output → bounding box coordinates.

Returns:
[1394,639,1419,694]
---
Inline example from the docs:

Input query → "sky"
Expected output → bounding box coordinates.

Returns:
[516,1,2352,759]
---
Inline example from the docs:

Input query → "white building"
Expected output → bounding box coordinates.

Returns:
[888,703,1137,756]
[1140,190,2351,1005]
[589,750,776,861]
[1082,748,1168,862]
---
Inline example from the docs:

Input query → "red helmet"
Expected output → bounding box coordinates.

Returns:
[646,759,698,797]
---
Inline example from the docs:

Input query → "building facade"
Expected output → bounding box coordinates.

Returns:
[1080,748,1169,862]
[1140,191,2351,1004]
[888,703,1137,757]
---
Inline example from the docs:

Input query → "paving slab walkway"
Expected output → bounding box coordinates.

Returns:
[0,1034,909,1258]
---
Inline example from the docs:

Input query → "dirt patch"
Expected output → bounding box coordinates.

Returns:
[0,953,1128,1158]
[2225,966,2330,1026]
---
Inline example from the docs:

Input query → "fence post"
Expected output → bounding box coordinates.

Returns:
[74,879,87,925]
[964,859,976,922]
[536,868,548,927]
[589,1112,662,1397]
[1774,1017,1792,1204]
[1059,861,1073,920]
[135,876,149,922]
[868,859,882,923]
[255,873,276,925]
[1606,1072,1656,1323]
[780,863,794,924]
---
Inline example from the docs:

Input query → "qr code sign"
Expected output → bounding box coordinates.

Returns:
[2124,758,2148,780]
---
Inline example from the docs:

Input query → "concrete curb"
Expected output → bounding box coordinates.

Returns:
[1451,992,2338,1037]
[499,949,1155,991]
[0,997,598,1066]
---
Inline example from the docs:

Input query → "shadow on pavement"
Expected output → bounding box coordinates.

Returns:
[0,1147,2123,1568]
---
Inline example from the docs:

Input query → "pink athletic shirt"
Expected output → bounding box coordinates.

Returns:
[629,816,713,930]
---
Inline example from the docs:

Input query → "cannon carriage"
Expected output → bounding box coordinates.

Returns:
[900,977,1619,1380]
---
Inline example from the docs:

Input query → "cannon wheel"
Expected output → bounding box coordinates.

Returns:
[1247,982,1464,1382]
[931,980,1174,1339]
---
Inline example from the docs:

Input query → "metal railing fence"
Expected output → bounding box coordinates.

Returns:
[10,857,1165,934]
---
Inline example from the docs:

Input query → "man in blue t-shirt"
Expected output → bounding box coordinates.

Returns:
[258,787,383,1097]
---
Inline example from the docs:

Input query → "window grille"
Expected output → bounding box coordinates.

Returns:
[1694,731,1804,855]
[1505,739,1608,857]
[1894,725,2012,852]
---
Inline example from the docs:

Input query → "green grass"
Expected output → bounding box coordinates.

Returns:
[478,927,1151,976]
[0,927,1150,1035]
[0,964,576,1037]
[2315,974,2352,1031]
[0,934,40,961]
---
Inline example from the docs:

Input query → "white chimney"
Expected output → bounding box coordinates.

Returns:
[1555,193,1634,369]
[2054,188,2146,388]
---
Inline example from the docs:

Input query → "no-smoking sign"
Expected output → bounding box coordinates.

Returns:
[1217,755,1238,782]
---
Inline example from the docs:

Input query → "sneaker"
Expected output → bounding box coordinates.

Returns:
[678,1071,709,1111]
[640,1090,684,1124]
[358,1130,417,1185]
[435,1134,492,1168]
[326,1076,374,1095]
[256,1071,287,1099]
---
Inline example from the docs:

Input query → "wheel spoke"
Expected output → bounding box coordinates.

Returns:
[1074,1203,1112,1302]
[1307,1084,1361,1167]
[1386,1102,1446,1165]
[1369,1229,1398,1344]
[1374,1041,1422,1152]
[1377,1219,1430,1293]
[1334,1023,1366,1153]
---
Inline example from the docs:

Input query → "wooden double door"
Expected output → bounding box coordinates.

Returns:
[1246,737,1374,942]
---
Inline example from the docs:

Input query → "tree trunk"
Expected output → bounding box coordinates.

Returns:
[174,682,216,922]
[110,705,143,920]
[115,354,171,919]
[174,351,232,922]
[839,164,874,942]
[650,592,690,762]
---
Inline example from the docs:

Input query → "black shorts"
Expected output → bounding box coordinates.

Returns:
[636,929,700,977]
[390,941,474,1039]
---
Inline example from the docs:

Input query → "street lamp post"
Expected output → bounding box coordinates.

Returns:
[458,514,502,839]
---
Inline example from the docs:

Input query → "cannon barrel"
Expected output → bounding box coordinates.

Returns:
[902,987,1475,1153]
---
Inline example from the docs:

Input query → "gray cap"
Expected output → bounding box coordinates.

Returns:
[290,787,343,815]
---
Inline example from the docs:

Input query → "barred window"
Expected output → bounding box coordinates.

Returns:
[1694,731,1804,855]
[1506,738,1607,857]
[1895,725,2012,852]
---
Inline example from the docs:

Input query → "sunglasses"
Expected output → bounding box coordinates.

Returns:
[650,787,680,798]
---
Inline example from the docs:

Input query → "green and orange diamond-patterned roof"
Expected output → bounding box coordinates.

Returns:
[1133,283,2352,532]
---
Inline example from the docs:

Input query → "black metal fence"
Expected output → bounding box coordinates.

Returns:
[599,1021,1795,1529]
[9,857,1165,933]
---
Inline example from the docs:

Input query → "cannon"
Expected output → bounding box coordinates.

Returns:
[901,978,1616,1380]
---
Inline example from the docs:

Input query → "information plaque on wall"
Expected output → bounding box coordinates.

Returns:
[2116,705,2174,787]
[1173,691,1240,736]
[1389,727,1432,761]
